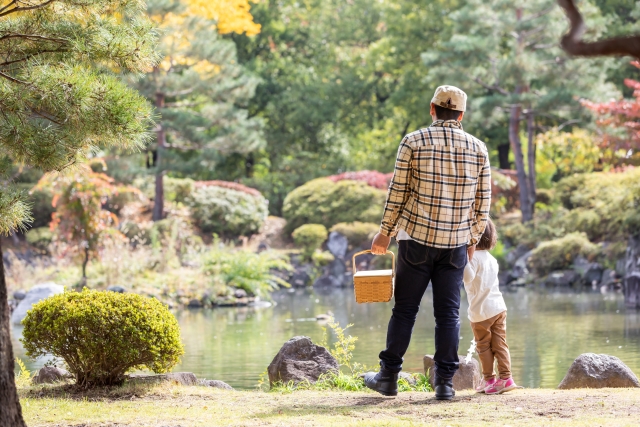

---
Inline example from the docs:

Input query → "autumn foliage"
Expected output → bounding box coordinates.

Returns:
[583,61,640,163]
[327,171,393,190]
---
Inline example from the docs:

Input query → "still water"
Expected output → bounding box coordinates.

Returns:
[12,287,640,390]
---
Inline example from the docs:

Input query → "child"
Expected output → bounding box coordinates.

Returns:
[464,218,519,394]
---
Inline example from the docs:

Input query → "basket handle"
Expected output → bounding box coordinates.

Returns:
[352,250,396,277]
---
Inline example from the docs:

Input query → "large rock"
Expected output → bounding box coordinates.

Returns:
[558,353,640,389]
[313,275,341,288]
[201,379,234,390]
[508,250,533,282]
[32,366,72,384]
[423,355,482,391]
[268,336,339,386]
[127,372,198,386]
[11,282,64,325]
[326,232,348,259]
[291,263,315,287]
[573,256,603,286]
[326,258,347,286]
[542,270,578,287]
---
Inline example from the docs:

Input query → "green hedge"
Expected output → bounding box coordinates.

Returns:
[330,222,379,248]
[529,232,599,276]
[187,185,268,237]
[21,289,184,387]
[292,224,328,258]
[283,178,386,234]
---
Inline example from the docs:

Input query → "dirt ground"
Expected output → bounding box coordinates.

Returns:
[19,384,640,426]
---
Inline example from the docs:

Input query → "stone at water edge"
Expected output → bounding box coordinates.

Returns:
[327,232,348,259]
[11,282,64,325]
[106,285,126,293]
[423,355,482,391]
[32,366,73,384]
[201,380,234,390]
[13,290,27,301]
[558,353,640,389]
[127,372,198,386]
[267,336,339,387]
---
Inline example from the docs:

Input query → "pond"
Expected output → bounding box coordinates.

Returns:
[12,287,640,390]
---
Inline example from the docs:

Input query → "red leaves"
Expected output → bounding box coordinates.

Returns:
[326,170,393,189]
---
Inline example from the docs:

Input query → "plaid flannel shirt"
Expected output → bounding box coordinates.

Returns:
[380,120,491,248]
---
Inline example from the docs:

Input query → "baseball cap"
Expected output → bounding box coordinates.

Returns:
[431,85,467,112]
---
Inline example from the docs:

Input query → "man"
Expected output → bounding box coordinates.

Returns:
[364,85,491,400]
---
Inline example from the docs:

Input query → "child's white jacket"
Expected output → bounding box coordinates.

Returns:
[463,250,507,323]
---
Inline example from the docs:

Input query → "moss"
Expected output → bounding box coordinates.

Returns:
[529,232,599,276]
[283,178,386,234]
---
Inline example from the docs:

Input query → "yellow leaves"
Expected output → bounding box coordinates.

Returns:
[187,0,261,36]
[153,0,261,36]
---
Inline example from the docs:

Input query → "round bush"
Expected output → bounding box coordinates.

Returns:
[283,178,386,234]
[529,232,599,276]
[21,289,184,387]
[330,222,379,248]
[292,224,328,258]
[187,185,268,237]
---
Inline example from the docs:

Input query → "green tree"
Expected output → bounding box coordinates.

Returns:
[130,0,264,221]
[423,0,613,222]
[0,1,157,425]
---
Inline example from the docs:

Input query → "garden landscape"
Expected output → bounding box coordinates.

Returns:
[1,0,640,426]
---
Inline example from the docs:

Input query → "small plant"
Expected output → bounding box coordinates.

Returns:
[14,358,32,388]
[311,250,334,267]
[21,289,184,388]
[292,224,328,259]
[203,245,292,298]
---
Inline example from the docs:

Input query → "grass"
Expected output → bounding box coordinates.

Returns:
[18,383,640,426]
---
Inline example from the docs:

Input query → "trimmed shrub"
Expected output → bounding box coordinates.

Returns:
[330,222,379,248]
[312,250,335,266]
[25,227,53,251]
[21,289,184,387]
[283,178,386,234]
[187,185,268,237]
[292,224,328,258]
[560,209,602,241]
[327,171,393,189]
[535,188,555,206]
[529,232,599,276]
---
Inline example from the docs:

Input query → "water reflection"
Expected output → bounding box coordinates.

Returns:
[11,287,640,390]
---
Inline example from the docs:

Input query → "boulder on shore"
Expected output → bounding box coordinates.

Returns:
[11,282,64,325]
[558,353,640,389]
[127,372,198,386]
[268,336,339,387]
[32,366,73,384]
[423,355,482,391]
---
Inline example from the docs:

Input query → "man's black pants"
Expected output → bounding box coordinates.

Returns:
[379,239,467,380]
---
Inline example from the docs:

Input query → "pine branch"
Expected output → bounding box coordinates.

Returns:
[557,0,640,59]
[0,70,27,84]
[0,0,56,18]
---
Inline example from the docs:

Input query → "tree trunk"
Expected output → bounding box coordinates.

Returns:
[152,92,166,222]
[82,245,89,280]
[526,111,537,211]
[508,97,533,223]
[0,239,28,427]
[497,143,511,169]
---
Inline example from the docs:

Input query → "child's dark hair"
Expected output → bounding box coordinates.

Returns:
[476,217,497,251]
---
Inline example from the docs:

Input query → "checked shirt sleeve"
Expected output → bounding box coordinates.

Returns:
[469,152,491,245]
[380,137,413,236]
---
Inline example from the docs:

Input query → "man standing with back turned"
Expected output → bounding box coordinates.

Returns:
[365,85,491,400]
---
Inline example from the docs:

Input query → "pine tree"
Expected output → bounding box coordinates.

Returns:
[133,0,263,221]
[423,0,613,222]
[0,2,158,425]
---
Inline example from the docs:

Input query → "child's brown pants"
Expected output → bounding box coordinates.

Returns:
[470,311,511,381]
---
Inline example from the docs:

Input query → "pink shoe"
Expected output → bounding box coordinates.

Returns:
[475,377,496,393]
[484,377,519,395]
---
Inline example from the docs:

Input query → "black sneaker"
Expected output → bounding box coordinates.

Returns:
[434,376,455,400]
[363,370,398,396]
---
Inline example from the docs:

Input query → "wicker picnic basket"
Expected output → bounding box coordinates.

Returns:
[352,250,395,303]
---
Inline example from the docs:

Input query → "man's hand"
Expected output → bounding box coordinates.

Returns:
[467,245,476,261]
[371,233,391,255]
